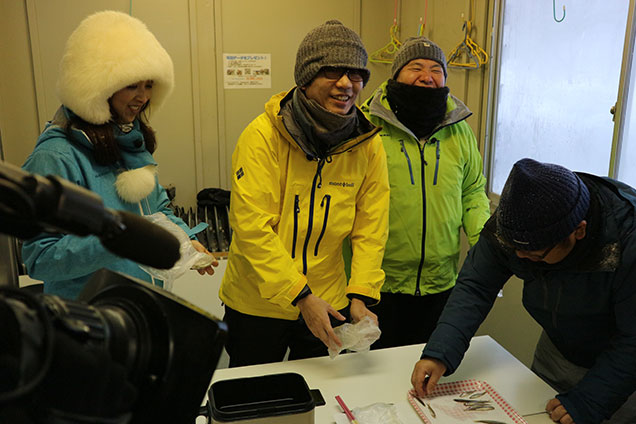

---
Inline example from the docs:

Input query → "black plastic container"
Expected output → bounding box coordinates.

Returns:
[208,372,315,423]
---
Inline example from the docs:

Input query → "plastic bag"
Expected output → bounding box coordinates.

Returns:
[328,316,381,359]
[139,212,211,291]
[352,402,402,424]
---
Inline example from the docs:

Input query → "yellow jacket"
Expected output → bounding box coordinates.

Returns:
[220,90,389,320]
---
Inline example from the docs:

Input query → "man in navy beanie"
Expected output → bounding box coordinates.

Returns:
[411,158,636,424]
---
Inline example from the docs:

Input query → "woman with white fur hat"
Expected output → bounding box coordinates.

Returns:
[21,10,217,299]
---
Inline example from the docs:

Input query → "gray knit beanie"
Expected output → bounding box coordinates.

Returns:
[294,20,369,87]
[496,158,590,251]
[391,36,447,79]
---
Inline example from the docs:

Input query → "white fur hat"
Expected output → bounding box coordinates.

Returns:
[56,11,174,125]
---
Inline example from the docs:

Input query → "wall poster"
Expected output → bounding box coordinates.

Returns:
[223,53,271,89]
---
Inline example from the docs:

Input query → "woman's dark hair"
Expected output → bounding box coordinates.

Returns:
[65,102,157,166]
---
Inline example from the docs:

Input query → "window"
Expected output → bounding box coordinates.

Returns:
[487,1,632,194]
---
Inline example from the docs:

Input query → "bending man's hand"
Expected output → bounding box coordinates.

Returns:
[191,240,219,275]
[297,294,345,350]
[546,398,576,424]
[349,298,378,326]
[411,358,447,398]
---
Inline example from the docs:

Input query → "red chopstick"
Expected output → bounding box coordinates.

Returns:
[335,395,359,424]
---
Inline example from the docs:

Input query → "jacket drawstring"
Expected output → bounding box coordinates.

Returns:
[315,156,331,188]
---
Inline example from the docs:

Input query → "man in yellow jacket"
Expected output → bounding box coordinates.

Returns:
[219,20,390,367]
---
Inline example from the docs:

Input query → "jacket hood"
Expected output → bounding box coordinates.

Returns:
[57,10,174,125]
[266,88,380,159]
[362,80,472,140]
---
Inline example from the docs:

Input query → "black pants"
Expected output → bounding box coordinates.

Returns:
[370,288,453,349]
[223,305,350,367]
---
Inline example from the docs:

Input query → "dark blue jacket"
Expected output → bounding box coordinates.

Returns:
[422,173,636,424]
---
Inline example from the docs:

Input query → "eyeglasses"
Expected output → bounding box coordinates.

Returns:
[321,66,366,82]
[516,243,557,261]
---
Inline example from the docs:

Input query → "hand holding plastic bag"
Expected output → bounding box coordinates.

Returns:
[328,316,381,359]
[139,212,214,290]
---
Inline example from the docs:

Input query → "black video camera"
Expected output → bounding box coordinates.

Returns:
[0,160,228,423]
[0,269,227,424]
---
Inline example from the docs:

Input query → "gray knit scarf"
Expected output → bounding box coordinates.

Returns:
[291,88,358,159]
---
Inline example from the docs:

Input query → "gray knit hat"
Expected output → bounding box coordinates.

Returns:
[294,20,369,87]
[391,36,447,79]
[496,158,590,251]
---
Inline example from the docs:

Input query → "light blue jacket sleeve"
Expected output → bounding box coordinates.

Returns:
[21,146,125,282]
[22,233,123,282]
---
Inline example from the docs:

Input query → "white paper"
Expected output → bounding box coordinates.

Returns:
[223,53,271,89]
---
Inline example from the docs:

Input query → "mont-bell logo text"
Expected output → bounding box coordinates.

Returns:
[328,181,355,188]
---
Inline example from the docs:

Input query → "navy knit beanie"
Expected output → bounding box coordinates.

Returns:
[496,158,590,251]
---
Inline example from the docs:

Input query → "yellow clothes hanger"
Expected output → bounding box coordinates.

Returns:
[447,0,489,69]
[369,22,402,64]
[369,0,402,64]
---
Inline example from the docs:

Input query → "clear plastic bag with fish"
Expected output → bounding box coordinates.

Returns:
[328,316,381,359]
[139,212,212,291]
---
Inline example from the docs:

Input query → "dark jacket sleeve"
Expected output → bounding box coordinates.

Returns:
[421,234,513,373]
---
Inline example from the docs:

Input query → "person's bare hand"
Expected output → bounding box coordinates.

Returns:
[191,240,219,275]
[411,358,446,398]
[297,294,345,349]
[546,398,576,424]
[349,298,378,326]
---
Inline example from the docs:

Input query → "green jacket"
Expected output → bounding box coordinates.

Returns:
[361,81,490,296]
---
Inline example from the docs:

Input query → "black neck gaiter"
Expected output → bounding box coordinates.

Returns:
[386,79,449,139]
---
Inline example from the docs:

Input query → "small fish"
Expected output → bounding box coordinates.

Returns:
[474,420,510,424]
[453,398,491,404]
[426,403,437,418]
[466,404,495,411]
[414,396,437,419]
[460,390,477,397]
[469,391,487,399]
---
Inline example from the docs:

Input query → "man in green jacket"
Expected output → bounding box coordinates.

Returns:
[361,36,490,348]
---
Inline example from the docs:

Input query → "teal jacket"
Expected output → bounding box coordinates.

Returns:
[361,81,490,296]
[21,107,196,299]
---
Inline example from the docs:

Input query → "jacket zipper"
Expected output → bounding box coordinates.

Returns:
[415,144,427,296]
[314,194,331,256]
[302,159,326,274]
[399,139,415,185]
[292,194,300,258]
